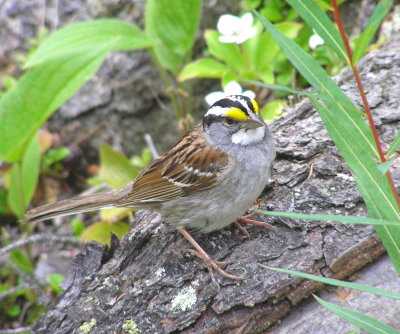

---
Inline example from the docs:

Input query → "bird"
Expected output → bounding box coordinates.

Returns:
[24,95,276,284]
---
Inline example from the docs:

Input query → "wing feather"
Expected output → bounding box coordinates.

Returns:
[116,124,228,207]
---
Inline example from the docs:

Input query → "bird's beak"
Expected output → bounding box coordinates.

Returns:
[243,116,264,129]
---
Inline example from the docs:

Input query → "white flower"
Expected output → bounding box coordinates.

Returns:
[205,81,256,106]
[217,13,257,44]
[308,30,324,50]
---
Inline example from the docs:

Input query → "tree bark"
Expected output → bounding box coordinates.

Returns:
[32,37,400,333]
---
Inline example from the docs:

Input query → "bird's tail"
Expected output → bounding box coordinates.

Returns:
[23,187,131,224]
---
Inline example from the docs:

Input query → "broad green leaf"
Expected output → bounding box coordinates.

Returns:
[99,144,139,189]
[387,131,400,158]
[178,58,229,81]
[7,164,25,218]
[261,266,400,300]
[101,207,131,223]
[275,22,303,39]
[48,273,65,293]
[71,219,85,237]
[205,30,245,73]
[10,249,33,274]
[81,221,130,245]
[243,32,280,73]
[260,99,285,122]
[145,0,201,74]
[286,0,347,61]
[257,210,400,226]
[353,0,393,65]
[314,296,400,334]
[255,12,400,273]
[21,134,40,207]
[145,0,201,56]
[0,49,108,162]
[26,19,152,67]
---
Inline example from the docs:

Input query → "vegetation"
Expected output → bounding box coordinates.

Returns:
[0,0,398,332]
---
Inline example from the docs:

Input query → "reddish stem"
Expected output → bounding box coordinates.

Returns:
[330,0,400,209]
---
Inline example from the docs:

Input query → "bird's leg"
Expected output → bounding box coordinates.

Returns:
[235,212,274,234]
[178,227,244,286]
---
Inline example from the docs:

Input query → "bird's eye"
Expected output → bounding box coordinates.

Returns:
[224,117,235,126]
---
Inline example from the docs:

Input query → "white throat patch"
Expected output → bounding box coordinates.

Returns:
[231,127,265,145]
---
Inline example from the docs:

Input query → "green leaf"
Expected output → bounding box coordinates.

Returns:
[261,266,400,300]
[352,0,393,65]
[0,49,108,162]
[26,19,151,67]
[0,189,8,214]
[276,22,303,39]
[99,144,139,189]
[387,131,400,158]
[7,163,25,218]
[81,221,130,245]
[145,0,201,56]
[71,219,85,237]
[43,147,70,167]
[255,12,400,273]
[178,58,229,81]
[243,32,280,73]
[48,273,65,293]
[145,0,201,73]
[286,0,347,61]
[260,99,285,122]
[205,30,244,73]
[10,249,33,274]
[377,158,395,175]
[21,134,40,207]
[257,210,400,226]
[6,304,21,317]
[314,296,400,334]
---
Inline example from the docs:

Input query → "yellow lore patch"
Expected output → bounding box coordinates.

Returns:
[251,99,259,114]
[225,108,249,120]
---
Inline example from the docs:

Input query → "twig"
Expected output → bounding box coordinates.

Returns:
[144,133,159,159]
[0,234,84,258]
[0,259,48,305]
[0,283,30,301]
[0,327,31,334]
[330,0,400,209]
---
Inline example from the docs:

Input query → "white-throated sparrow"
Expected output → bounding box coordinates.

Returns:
[25,95,276,284]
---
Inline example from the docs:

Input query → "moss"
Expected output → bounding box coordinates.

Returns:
[122,319,141,334]
[171,286,197,312]
[79,318,96,333]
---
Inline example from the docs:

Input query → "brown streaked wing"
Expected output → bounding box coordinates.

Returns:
[116,124,228,207]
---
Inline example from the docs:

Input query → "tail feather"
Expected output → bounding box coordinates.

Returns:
[24,187,131,223]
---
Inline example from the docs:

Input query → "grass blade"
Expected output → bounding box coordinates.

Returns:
[387,131,400,158]
[314,296,400,334]
[352,0,393,65]
[257,210,400,226]
[286,0,347,61]
[261,266,400,300]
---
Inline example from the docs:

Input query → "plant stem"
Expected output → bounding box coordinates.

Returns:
[330,0,400,209]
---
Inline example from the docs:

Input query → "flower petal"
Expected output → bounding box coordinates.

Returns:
[224,81,242,95]
[217,14,239,35]
[205,91,226,105]
[218,35,239,43]
[309,34,324,49]
[243,90,256,99]
[240,13,254,27]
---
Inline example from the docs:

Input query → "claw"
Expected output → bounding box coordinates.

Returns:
[178,227,244,287]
